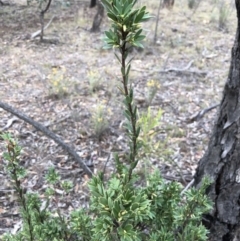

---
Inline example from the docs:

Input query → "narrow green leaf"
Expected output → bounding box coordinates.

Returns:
[132,41,144,48]
[142,13,152,22]
[136,126,141,138]
[108,197,113,209]
[126,64,131,77]
[99,197,108,206]
[105,30,114,40]
[124,110,131,121]
[134,29,142,39]
[126,95,132,104]
[114,53,122,64]
[134,10,145,23]
[107,12,118,22]
[134,35,145,42]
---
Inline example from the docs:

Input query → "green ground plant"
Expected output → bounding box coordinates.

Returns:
[145,79,160,106]
[87,70,104,93]
[91,102,110,139]
[1,133,73,241]
[1,1,213,241]
[47,66,69,99]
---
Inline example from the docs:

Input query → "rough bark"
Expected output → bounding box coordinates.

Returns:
[90,0,97,8]
[194,1,240,240]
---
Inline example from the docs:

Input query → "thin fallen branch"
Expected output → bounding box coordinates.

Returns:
[132,60,208,77]
[180,179,195,195]
[1,117,19,131]
[158,60,207,76]
[201,47,218,59]
[0,101,93,177]
[186,103,219,123]
[31,15,55,39]
[163,60,194,72]
[160,69,208,77]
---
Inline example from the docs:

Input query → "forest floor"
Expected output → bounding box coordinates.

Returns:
[0,0,237,235]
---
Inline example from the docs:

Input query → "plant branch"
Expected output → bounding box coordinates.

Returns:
[0,101,93,177]
[121,30,138,182]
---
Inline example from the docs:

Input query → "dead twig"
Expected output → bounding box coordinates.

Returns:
[1,117,19,131]
[132,60,208,77]
[180,179,195,195]
[186,104,219,123]
[31,15,55,39]
[0,101,93,177]
[164,60,194,72]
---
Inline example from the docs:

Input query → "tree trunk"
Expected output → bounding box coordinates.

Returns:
[40,11,44,42]
[90,0,104,32]
[90,0,96,8]
[162,0,174,9]
[194,1,240,240]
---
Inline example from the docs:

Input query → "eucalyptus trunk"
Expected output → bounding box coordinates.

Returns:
[194,1,240,240]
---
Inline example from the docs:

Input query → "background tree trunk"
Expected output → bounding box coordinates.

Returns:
[90,0,96,8]
[194,1,240,240]
[90,0,104,32]
[162,0,174,9]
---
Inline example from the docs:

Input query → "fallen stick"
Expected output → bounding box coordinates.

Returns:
[163,60,194,72]
[31,15,55,39]
[0,101,93,177]
[186,103,219,123]
[132,60,208,77]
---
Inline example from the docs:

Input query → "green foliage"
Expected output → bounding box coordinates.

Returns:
[102,0,151,183]
[88,175,153,241]
[87,70,104,93]
[144,171,212,241]
[48,66,70,99]
[1,134,74,241]
[91,102,110,139]
[145,79,160,106]
[1,126,212,241]
[137,107,163,155]
[1,1,213,241]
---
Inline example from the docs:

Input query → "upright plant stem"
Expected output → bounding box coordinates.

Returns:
[121,30,138,182]
[8,141,34,241]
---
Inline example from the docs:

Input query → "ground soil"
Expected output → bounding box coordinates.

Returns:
[0,0,237,236]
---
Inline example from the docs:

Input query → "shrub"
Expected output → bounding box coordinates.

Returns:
[47,66,69,99]
[91,102,110,139]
